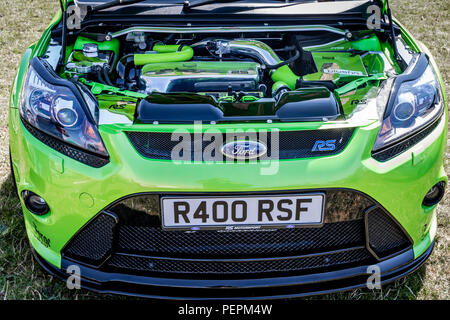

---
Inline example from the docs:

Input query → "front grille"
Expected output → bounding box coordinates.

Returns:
[107,248,372,275]
[62,190,412,278]
[116,220,364,258]
[126,128,354,161]
[22,119,109,168]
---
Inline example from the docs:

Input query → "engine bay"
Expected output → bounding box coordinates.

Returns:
[42,26,408,125]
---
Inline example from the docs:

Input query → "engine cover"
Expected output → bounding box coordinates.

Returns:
[140,61,261,93]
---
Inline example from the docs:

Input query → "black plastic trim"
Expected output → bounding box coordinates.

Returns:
[32,242,433,300]
[21,119,110,168]
[371,114,442,162]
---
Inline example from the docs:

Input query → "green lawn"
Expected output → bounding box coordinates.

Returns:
[0,0,448,300]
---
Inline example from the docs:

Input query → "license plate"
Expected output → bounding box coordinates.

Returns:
[161,194,325,230]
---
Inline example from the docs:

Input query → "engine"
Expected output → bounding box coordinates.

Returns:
[56,29,389,123]
[63,35,313,100]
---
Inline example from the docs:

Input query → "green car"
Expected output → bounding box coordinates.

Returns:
[9,0,447,299]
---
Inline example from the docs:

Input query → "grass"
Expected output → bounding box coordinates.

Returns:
[0,0,448,300]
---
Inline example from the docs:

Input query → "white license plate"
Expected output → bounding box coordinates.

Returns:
[161,194,325,230]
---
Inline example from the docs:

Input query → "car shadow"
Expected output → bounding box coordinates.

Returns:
[0,173,21,215]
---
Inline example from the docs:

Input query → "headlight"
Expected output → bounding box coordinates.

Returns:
[372,55,443,153]
[20,59,108,157]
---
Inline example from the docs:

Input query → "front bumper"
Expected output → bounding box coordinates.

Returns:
[33,241,434,299]
[8,103,447,298]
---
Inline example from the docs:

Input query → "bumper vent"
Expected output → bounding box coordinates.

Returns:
[126,129,354,161]
[63,213,117,266]
[366,207,411,260]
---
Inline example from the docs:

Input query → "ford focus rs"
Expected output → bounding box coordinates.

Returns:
[8,0,447,299]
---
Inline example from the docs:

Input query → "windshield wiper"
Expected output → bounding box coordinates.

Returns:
[183,0,245,11]
[182,0,319,13]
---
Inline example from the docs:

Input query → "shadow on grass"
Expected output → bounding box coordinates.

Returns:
[0,173,428,299]
[310,264,427,300]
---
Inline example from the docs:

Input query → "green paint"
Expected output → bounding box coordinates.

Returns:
[73,36,120,58]
[335,73,386,96]
[79,79,147,98]
[97,94,138,121]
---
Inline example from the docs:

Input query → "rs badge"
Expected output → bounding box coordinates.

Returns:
[312,140,336,152]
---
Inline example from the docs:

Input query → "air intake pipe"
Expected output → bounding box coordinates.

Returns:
[134,44,194,65]
[199,39,300,90]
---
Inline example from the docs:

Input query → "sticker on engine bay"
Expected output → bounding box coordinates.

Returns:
[323,69,365,76]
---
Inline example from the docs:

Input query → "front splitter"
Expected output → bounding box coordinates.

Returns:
[31,242,433,300]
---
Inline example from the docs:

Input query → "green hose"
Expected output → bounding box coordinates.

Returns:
[134,44,194,65]
[271,65,300,90]
[271,81,290,96]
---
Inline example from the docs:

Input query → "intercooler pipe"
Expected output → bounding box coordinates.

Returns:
[195,39,301,90]
[133,44,194,65]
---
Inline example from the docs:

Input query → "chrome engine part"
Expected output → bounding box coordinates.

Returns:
[140,61,261,93]
[65,43,113,74]
[206,39,283,66]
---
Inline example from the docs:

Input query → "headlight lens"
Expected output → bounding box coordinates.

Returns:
[372,64,442,152]
[20,64,108,157]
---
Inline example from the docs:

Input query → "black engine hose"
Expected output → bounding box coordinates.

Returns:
[96,66,106,85]
[265,49,301,70]
[103,65,114,86]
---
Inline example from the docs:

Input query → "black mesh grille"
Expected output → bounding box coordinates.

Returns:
[371,118,440,162]
[116,220,364,258]
[63,214,116,266]
[22,119,109,168]
[107,248,372,275]
[366,208,411,259]
[126,128,354,161]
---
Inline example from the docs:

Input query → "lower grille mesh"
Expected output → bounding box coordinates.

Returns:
[107,248,372,275]
[117,220,364,258]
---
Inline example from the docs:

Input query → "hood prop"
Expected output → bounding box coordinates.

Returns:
[57,0,67,71]
[385,0,404,68]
